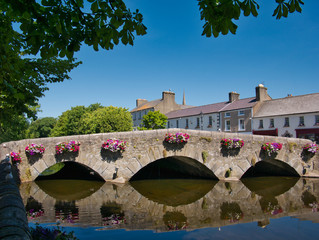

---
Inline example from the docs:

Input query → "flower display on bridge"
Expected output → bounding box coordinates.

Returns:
[55,140,80,154]
[10,151,21,164]
[261,142,282,156]
[164,132,190,144]
[303,143,318,154]
[25,143,45,156]
[220,138,244,149]
[101,139,127,152]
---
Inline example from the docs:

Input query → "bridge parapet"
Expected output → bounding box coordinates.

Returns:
[1,129,318,182]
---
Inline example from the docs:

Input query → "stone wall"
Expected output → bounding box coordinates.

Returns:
[1,129,318,183]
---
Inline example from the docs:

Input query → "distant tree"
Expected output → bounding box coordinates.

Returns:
[26,117,57,139]
[50,104,103,137]
[139,111,167,130]
[198,0,304,37]
[81,106,133,134]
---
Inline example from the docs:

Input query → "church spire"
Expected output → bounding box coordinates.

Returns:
[182,90,186,105]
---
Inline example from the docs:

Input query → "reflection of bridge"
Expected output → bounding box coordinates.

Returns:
[1,129,319,182]
[20,178,319,231]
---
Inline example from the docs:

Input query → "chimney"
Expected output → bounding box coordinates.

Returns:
[255,84,269,102]
[136,99,147,107]
[229,91,240,103]
[162,91,175,102]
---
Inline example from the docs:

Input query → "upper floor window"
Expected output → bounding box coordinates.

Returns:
[259,119,263,129]
[196,117,200,128]
[185,119,189,128]
[299,116,305,127]
[269,118,274,128]
[284,117,289,127]
[208,116,213,127]
[176,120,179,128]
[225,112,231,118]
[238,119,245,131]
[315,115,319,125]
[132,113,136,120]
[167,121,170,128]
[238,110,245,116]
[138,111,141,120]
[225,120,231,131]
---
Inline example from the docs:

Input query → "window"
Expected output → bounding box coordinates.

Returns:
[269,118,274,128]
[208,116,212,127]
[284,117,289,127]
[238,110,245,116]
[299,116,305,127]
[315,115,319,125]
[259,120,264,129]
[185,119,189,128]
[168,121,170,128]
[132,113,136,120]
[239,119,245,131]
[225,112,231,118]
[176,120,179,128]
[138,111,141,120]
[196,117,200,128]
[225,120,231,131]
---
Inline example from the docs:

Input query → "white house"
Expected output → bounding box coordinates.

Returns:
[252,93,319,142]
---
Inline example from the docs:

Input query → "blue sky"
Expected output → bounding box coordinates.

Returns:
[37,0,319,118]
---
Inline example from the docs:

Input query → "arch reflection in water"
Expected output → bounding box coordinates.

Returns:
[19,177,319,231]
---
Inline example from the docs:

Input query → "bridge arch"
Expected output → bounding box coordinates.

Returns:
[130,156,218,181]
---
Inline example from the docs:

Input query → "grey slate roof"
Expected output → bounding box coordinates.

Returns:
[254,93,319,118]
[166,97,257,119]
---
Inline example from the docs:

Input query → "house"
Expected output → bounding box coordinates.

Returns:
[252,93,319,142]
[130,91,191,127]
[166,84,271,133]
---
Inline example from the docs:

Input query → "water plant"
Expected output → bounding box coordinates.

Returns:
[55,141,80,154]
[10,151,21,164]
[101,139,127,152]
[261,142,282,156]
[303,143,318,154]
[164,132,190,144]
[25,143,45,156]
[221,138,244,149]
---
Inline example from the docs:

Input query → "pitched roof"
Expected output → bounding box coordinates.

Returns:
[254,93,319,118]
[166,97,257,119]
[130,99,161,112]
[221,97,257,111]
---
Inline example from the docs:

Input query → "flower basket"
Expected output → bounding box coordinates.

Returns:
[10,152,21,164]
[25,143,45,156]
[221,138,244,149]
[101,139,127,152]
[164,132,190,144]
[303,143,318,154]
[261,142,282,156]
[55,140,80,155]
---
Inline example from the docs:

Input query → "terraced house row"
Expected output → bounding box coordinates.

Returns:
[131,84,319,143]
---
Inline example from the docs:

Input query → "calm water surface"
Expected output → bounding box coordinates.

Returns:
[21,177,319,239]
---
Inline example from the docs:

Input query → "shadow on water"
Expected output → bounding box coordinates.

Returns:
[35,180,104,201]
[241,176,299,197]
[130,179,217,207]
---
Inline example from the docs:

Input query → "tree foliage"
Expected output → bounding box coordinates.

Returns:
[1,0,147,59]
[26,117,57,139]
[139,111,167,130]
[0,114,29,143]
[1,0,146,123]
[81,106,133,133]
[198,0,304,37]
[50,104,132,136]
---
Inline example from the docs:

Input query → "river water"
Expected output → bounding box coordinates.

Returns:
[21,177,319,239]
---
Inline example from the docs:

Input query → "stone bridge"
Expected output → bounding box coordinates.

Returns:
[1,129,319,182]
